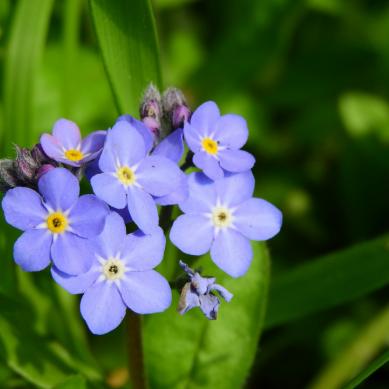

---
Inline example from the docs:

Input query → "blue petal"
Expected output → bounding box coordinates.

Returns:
[213,114,248,149]
[119,270,171,314]
[154,172,188,206]
[234,198,282,240]
[179,172,216,214]
[14,229,52,271]
[153,128,184,163]
[199,293,219,320]
[99,121,146,172]
[51,266,98,294]
[190,101,220,135]
[193,152,224,181]
[93,212,126,259]
[52,119,82,149]
[81,130,106,162]
[81,282,126,335]
[2,187,47,231]
[91,173,127,209]
[38,168,79,211]
[40,134,64,162]
[122,227,165,270]
[214,171,254,207]
[127,186,159,234]
[69,194,109,238]
[218,149,255,173]
[137,155,183,197]
[183,122,202,152]
[210,229,252,277]
[51,232,94,275]
[116,114,153,154]
[178,284,200,315]
[170,214,213,255]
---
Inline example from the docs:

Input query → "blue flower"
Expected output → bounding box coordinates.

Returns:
[178,261,233,320]
[51,212,172,335]
[91,120,184,233]
[170,171,282,277]
[1,168,109,274]
[184,101,255,180]
[41,119,106,167]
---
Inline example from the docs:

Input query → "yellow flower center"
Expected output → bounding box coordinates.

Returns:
[201,137,218,155]
[117,166,136,186]
[47,212,68,234]
[103,259,125,281]
[64,149,84,162]
[212,207,232,228]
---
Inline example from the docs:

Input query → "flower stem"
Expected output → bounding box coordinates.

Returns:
[127,312,147,389]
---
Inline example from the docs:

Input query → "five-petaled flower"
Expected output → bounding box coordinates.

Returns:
[184,101,255,180]
[170,171,282,277]
[91,120,184,233]
[41,119,106,167]
[51,212,172,335]
[1,168,109,274]
[178,261,233,319]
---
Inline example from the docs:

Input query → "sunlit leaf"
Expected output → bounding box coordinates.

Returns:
[144,243,270,389]
[89,0,162,114]
[266,235,389,328]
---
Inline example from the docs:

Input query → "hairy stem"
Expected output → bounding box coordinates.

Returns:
[127,312,147,389]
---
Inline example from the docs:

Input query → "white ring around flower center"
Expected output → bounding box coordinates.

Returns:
[211,206,233,228]
[102,258,126,281]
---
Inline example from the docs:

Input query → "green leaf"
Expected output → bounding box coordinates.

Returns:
[2,0,54,153]
[266,235,389,328]
[54,375,87,389]
[89,0,162,114]
[144,242,270,389]
[344,349,389,389]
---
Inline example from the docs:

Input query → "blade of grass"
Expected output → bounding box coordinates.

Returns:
[344,348,389,389]
[89,0,162,114]
[266,235,389,328]
[2,0,54,154]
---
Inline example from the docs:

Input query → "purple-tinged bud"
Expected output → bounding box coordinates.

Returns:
[36,164,55,180]
[162,87,191,130]
[177,261,233,320]
[31,143,50,164]
[0,159,19,193]
[140,84,163,142]
[15,146,37,182]
[142,117,160,138]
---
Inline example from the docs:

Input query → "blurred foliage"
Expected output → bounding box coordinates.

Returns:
[0,0,388,388]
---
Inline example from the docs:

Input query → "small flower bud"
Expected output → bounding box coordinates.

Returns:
[140,84,162,142]
[15,146,38,182]
[36,164,55,180]
[0,159,19,193]
[162,87,191,130]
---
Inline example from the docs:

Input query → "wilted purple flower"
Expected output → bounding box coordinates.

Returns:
[91,120,183,233]
[41,119,106,167]
[178,261,233,320]
[170,171,282,277]
[1,168,109,274]
[184,101,255,180]
[51,212,171,335]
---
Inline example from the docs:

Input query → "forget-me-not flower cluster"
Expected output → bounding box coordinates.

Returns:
[0,84,282,335]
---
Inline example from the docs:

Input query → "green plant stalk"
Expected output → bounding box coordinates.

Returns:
[127,312,147,389]
[308,304,389,389]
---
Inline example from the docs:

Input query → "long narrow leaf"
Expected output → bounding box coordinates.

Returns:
[2,0,54,154]
[266,235,389,328]
[344,349,389,389]
[89,0,162,114]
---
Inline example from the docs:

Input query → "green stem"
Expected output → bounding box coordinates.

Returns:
[309,304,389,389]
[127,312,147,389]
